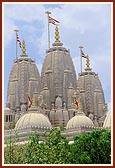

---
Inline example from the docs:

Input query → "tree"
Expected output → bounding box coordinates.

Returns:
[4,128,111,164]
[71,129,111,164]
[24,127,71,164]
[4,132,25,164]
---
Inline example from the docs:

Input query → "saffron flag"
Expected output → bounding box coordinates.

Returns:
[81,49,88,58]
[75,100,79,107]
[28,96,32,108]
[49,16,60,25]
[16,33,22,48]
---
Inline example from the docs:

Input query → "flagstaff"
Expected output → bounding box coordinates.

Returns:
[79,46,84,72]
[14,29,19,59]
[45,11,51,49]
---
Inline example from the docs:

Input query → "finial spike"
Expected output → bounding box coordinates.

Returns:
[86,55,90,68]
[31,99,35,107]
[55,25,60,42]
[85,55,92,71]
[21,40,26,55]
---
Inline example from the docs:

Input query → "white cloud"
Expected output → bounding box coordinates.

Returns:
[4,4,46,22]
[4,17,17,47]
[4,4,47,48]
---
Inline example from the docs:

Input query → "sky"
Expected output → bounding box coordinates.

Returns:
[3,2,112,112]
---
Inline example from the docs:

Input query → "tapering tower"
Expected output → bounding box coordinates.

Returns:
[76,55,107,126]
[6,40,41,114]
[41,26,77,109]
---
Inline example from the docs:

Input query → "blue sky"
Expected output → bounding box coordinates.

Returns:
[3,2,112,111]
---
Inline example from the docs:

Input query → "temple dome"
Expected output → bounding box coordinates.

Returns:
[76,65,107,119]
[6,41,41,112]
[66,111,94,129]
[15,107,52,129]
[103,112,111,128]
[41,26,77,108]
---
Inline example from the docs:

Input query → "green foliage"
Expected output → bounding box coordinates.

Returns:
[4,128,111,164]
[72,129,111,164]
[44,127,70,164]
[24,128,70,164]
[4,132,25,164]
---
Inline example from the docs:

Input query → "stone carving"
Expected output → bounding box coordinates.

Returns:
[6,50,40,114]
[77,70,107,119]
[41,37,77,108]
[88,113,94,121]
[55,96,62,109]
[93,116,99,127]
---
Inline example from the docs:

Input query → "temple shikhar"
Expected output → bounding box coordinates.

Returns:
[4,24,110,142]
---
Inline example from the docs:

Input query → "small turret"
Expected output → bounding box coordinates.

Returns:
[76,52,107,126]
